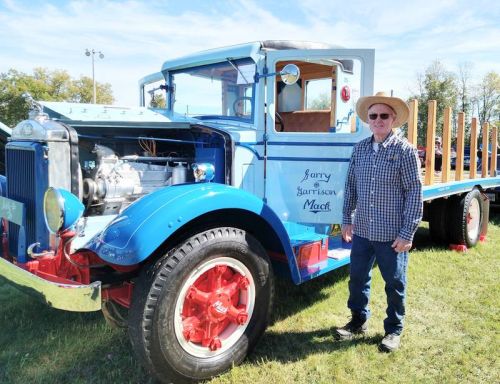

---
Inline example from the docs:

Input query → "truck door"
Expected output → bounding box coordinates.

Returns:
[264,48,374,226]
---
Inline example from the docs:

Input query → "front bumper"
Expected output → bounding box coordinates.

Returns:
[0,257,101,312]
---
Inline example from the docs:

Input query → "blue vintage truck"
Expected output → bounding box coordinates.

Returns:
[0,41,499,383]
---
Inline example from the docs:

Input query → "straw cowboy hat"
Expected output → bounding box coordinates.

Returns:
[356,91,410,128]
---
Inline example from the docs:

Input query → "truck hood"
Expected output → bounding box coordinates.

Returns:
[39,101,259,143]
[41,101,173,122]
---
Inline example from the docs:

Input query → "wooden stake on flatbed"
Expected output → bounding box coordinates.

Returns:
[482,122,489,178]
[455,112,465,181]
[407,99,418,146]
[424,100,437,186]
[442,107,452,182]
[470,118,478,179]
[491,126,498,177]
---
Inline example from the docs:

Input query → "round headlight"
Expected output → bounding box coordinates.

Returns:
[44,188,84,234]
[44,188,64,233]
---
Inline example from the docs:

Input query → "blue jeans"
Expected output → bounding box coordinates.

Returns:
[348,234,409,335]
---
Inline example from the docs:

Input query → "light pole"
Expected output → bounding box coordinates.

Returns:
[85,48,104,104]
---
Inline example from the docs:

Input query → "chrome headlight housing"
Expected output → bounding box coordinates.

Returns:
[44,187,84,234]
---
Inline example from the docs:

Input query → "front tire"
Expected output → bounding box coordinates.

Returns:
[128,227,274,383]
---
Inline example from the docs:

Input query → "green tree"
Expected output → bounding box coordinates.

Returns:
[149,94,166,108]
[0,67,114,126]
[409,60,458,146]
[72,76,114,104]
[473,71,500,128]
[307,92,330,110]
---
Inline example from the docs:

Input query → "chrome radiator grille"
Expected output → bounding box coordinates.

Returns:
[6,143,49,260]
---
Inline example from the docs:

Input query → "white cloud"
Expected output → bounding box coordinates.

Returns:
[0,0,498,105]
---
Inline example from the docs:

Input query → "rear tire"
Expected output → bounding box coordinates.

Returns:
[448,189,484,248]
[428,198,450,244]
[128,227,274,384]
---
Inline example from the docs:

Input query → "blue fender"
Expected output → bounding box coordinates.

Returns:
[84,183,300,282]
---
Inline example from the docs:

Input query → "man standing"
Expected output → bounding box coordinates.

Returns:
[336,92,423,352]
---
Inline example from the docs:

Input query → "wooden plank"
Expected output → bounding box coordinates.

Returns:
[470,118,478,179]
[442,107,452,182]
[455,112,465,181]
[407,99,418,146]
[424,100,437,186]
[491,126,498,176]
[482,122,489,178]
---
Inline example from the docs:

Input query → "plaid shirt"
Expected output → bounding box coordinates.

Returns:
[342,132,423,242]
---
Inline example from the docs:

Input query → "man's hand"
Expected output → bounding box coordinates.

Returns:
[391,237,412,253]
[341,224,353,242]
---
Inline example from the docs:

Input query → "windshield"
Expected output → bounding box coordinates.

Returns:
[170,58,256,121]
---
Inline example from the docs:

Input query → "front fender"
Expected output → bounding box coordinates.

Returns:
[84,183,297,276]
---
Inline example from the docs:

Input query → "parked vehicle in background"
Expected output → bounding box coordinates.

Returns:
[0,41,499,383]
[451,146,469,170]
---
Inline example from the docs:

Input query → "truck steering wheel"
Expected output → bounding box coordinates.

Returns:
[275,111,285,132]
[232,96,252,117]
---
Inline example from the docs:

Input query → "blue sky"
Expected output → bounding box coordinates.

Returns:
[0,0,499,106]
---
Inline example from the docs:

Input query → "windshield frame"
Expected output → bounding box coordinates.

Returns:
[168,58,256,123]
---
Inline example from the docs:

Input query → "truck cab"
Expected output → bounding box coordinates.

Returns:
[140,41,374,276]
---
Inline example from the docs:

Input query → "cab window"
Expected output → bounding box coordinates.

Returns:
[275,58,361,134]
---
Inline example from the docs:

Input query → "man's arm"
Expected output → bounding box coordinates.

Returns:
[342,149,357,242]
[398,146,423,243]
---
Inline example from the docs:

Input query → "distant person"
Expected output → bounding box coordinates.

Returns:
[336,92,423,353]
[435,137,443,173]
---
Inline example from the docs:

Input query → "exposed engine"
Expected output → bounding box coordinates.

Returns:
[82,144,190,215]
[5,108,229,259]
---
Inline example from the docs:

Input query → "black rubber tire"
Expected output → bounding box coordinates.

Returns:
[448,189,484,248]
[128,227,274,384]
[428,198,450,244]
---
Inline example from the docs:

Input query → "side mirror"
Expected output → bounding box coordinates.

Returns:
[280,64,300,85]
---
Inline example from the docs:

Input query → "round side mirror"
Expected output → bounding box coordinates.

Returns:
[280,64,300,85]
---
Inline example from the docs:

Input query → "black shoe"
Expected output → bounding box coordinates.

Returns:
[378,333,401,352]
[334,317,368,340]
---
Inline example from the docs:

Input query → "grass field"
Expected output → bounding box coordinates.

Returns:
[1,211,499,384]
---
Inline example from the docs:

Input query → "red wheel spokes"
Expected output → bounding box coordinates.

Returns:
[181,264,249,350]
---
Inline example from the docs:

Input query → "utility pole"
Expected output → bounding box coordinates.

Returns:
[85,49,104,104]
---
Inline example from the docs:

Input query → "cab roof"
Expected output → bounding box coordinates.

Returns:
[160,40,343,72]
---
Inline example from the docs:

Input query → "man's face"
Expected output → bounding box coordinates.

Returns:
[367,103,396,140]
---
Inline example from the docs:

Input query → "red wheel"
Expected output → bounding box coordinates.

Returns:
[449,189,485,247]
[128,227,273,383]
[174,257,256,357]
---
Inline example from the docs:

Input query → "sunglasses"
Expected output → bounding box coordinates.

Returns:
[368,113,392,120]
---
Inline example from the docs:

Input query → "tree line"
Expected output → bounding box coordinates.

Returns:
[408,60,499,146]
[0,63,498,142]
[0,68,114,127]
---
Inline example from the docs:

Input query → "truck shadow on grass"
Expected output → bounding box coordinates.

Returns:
[271,265,349,324]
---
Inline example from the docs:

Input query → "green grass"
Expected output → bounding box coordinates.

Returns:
[1,212,499,384]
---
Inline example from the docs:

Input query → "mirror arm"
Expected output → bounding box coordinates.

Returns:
[254,70,281,83]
